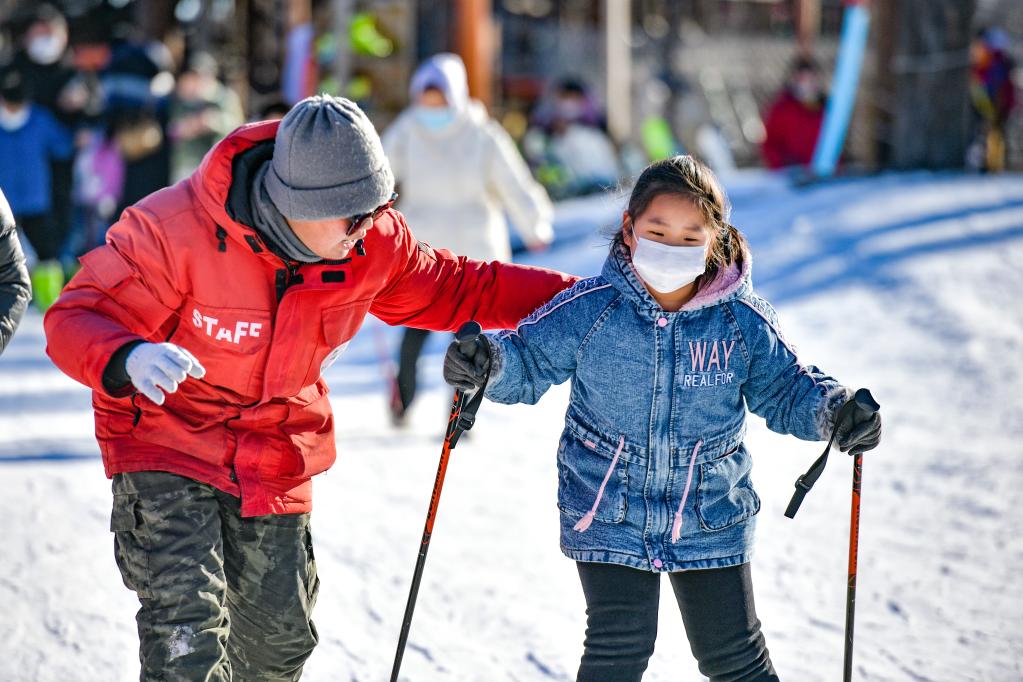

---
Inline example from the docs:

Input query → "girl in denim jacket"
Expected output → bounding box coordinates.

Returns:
[444,156,882,681]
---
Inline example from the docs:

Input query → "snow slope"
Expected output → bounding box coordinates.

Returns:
[1,171,1021,681]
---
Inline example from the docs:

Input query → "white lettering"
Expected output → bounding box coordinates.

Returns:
[192,308,265,344]
[682,372,735,388]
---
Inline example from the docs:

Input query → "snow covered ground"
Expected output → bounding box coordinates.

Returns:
[2,170,1022,681]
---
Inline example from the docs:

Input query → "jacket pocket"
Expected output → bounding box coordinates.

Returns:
[110,492,153,599]
[556,432,628,524]
[266,301,369,397]
[279,383,336,478]
[132,394,236,467]
[169,299,272,399]
[313,302,370,379]
[695,444,760,531]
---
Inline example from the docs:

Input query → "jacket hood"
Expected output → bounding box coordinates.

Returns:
[409,53,469,111]
[191,120,280,248]
[602,239,752,316]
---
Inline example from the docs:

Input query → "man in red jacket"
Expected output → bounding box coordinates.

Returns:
[761,56,826,170]
[44,95,576,678]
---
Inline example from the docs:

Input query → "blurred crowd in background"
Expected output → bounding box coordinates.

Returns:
[0,0,1020,312]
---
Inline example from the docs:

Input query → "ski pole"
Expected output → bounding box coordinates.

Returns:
[843,388,880,682]
[390,321,486,682]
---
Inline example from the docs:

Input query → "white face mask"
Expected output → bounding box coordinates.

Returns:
[27,34,67,65]
[413,106,455,130]
[630,235,708,294]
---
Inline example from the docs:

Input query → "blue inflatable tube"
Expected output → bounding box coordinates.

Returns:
[811,3,871,178]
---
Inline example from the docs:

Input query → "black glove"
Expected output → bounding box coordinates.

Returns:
[833,389,882,456]
[443,332,491,391]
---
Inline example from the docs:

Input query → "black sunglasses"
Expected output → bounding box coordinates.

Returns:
[347,192,398,236]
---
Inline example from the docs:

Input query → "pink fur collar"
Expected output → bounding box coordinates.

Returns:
[680,251,751,311]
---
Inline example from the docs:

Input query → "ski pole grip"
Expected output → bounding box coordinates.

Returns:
[852,387,880,417]
[455,320,483,354]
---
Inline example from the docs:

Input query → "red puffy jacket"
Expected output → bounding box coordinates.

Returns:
[45,121,576,516]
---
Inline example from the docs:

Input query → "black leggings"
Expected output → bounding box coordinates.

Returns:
[396,327,432,412]
[576,561,779,682]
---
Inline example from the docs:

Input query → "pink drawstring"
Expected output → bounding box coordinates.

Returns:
[573,436,626,533]
[671,439,703,543]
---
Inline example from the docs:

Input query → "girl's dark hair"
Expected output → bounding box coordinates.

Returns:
[613,155,746,280]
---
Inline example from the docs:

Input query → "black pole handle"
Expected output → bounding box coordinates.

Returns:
[455,320,483,348]
[450,320,486,443]
[851,387,880,418]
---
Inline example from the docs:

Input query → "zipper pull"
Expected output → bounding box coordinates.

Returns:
[275,269,287,301]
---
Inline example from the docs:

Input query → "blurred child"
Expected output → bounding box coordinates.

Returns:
[444,156,882,681]
[66,124,124,259]
[0,68,73,310]
[969,28,1017,172]
[761,56,826,170]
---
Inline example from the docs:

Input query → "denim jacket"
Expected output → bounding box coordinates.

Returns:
[485,243,848,572]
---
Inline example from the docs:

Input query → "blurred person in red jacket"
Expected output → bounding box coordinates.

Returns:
[761,56,826,170]
[44,95,576,678]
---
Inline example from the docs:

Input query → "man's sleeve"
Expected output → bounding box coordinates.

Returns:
[484,279,603,405]
[369,212,578,332]
[44,206,183,394]
[0,218,31,355]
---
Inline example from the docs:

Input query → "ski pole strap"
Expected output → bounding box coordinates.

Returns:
[448,375,488,449]
[784,400,857,519]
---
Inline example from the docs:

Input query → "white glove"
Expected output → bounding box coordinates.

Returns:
[125,342,206,405]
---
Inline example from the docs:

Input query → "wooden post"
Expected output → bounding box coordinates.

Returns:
[604,0,631,144]
[876,0,977,169]
[796,0,821,55]
[454,0,493,109]
[333,0,355,95]
[136,0,177,42]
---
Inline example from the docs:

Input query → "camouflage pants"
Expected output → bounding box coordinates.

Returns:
[110,471,319,681]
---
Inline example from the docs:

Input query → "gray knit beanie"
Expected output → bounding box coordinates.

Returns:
[264,95,394,220]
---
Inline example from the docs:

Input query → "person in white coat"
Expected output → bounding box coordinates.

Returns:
[382,53,554,425]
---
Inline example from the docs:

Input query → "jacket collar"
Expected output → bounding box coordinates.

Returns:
[190,120,283,258]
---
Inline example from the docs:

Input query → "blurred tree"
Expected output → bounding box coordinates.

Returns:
[873,0,977,169]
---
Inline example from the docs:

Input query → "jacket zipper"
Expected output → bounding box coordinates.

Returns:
[275,260,303,302]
